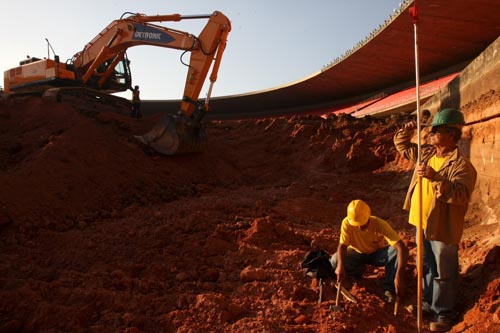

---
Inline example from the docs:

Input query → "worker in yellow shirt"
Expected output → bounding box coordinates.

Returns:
[394,108,476,332]
[330,199,408,303]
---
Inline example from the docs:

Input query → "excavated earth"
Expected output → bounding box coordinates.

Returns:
[0,96,498,333]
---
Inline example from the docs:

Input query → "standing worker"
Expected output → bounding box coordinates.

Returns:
[131,85,142,119]
[394,108,477,332]
[330,199,408,304]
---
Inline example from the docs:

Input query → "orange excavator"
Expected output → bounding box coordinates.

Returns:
[3,11,231,155]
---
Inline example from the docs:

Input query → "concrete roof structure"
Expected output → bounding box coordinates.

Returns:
[143,0,500,119]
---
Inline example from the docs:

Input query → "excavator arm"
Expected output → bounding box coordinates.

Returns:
[71,11,231,118]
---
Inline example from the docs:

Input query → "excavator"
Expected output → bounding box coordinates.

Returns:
[2,11,231,155]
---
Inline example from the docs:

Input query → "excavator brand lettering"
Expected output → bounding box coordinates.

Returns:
[132,23,175,43]
[134,31,162,40]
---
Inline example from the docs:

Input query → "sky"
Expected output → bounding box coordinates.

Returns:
[1,0,405,100]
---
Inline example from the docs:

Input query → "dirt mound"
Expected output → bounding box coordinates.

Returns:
[0,97,498,333]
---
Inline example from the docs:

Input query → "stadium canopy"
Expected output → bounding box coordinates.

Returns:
[143,0,500,119]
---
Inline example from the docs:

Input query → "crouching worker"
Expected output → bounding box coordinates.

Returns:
[330,199,408,303]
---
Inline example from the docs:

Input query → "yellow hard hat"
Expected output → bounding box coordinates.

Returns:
[347,199,371,226]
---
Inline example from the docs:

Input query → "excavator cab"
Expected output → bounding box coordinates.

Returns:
[103,55,132,92]
[85,54,132,93]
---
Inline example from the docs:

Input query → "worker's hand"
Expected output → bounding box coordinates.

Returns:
[416,163,437,180]
[394,275,405,299]
[335,264,345,284]
[403,120,417,132]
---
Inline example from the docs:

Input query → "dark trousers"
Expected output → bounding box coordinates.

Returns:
[131,103,142,118]
[330,246,398,294]
[422,238,459,321]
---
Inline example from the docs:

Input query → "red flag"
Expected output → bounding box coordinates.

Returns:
[409,0,419,23]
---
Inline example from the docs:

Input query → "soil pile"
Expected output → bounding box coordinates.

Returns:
[0,97,498,333]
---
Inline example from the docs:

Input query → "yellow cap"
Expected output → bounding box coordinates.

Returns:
[347,199,371,226]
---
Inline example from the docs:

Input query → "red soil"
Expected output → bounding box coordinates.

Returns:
[0,97,498,333]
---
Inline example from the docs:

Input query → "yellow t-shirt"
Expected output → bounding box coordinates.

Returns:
[409,155,447,229]
[339,215,401,254]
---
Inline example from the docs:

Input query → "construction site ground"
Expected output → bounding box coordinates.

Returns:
[0,96,499,333]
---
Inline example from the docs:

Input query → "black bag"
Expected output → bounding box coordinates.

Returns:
[301,249,336,280]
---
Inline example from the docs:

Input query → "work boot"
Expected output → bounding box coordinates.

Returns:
[430,317,453,332]
[404,301,433,317]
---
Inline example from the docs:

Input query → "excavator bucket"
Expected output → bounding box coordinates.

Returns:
[134,113,207,155]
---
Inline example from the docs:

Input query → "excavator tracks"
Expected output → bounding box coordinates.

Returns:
[42,87,132,116]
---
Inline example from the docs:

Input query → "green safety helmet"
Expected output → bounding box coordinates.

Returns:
[431,108,465,128]
[347,199,371,227]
